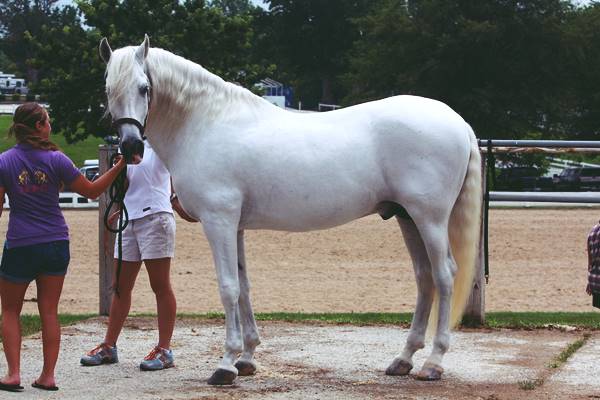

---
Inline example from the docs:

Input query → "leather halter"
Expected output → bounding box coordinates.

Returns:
[112,116,147,139]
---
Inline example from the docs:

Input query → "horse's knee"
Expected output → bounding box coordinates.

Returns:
[219,283,240,306]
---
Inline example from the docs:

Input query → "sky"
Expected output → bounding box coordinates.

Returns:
[56,0,268,9]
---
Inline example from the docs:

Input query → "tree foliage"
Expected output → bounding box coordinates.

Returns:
[9,0,272,142]
[0,0,599,143]
[344,0,578,139]
[264,0,371,107]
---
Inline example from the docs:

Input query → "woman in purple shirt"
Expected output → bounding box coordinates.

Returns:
[0,103,125,392]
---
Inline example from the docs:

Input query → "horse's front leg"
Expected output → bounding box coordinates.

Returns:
[203,217,243,386]
[234,230,261,376]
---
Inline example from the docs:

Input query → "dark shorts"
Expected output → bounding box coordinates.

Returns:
[0,240,70,284]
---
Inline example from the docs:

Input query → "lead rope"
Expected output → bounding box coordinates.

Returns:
[103,153,129,297]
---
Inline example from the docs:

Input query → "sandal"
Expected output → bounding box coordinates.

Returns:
[0,381,24,392]
[32,381,59,391]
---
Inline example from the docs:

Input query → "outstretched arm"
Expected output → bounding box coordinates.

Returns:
[70,157,126,200]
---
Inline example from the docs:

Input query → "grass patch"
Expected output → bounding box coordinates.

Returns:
[548,333,591,369]
[484,312,600,329]
[518,378,544,391]
[143,312,415,326]
[4,311,600,343]
[171,311,600,329]
[0,314,94,343]
[0,114,104,167]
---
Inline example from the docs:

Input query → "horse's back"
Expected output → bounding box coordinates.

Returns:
[228,96,473,230]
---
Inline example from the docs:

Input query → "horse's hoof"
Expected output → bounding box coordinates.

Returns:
[207,369,237,385]
[415,363,444,381]
[385,359,413,376]
[235,360,257,376]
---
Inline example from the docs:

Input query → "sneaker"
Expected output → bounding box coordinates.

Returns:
[80,343,118,366]
[139,346,174,371]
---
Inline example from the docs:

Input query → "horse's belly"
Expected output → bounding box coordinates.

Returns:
[240,191,377,231]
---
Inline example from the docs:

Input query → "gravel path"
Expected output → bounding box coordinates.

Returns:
[3,318,599,399]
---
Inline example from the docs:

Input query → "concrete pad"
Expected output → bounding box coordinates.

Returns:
[1,318,597,399]
[546,335,600,397]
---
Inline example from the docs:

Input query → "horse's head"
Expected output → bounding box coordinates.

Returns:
[99,35,151,163]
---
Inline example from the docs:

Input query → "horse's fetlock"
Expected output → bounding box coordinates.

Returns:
[244,333,260,347]
[226,339,243,354]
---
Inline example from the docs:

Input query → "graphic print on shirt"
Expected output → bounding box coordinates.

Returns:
[18,170,29,185]
[34,170,48,184]
[17,169,49,193]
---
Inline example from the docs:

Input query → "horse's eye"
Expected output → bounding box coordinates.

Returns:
[139,85,149,96]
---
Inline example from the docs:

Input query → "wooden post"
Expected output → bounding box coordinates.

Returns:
[464,155,487,325]
[98,144,118,315]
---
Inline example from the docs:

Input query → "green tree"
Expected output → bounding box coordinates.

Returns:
[0,0,60,84]
[559,4,600,139]
[210,0,256,16]
[265,0,371,108]
[345,0,576,139]
[22,0,271,141]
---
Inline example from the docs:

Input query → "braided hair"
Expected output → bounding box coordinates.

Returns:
[9,102,60,151]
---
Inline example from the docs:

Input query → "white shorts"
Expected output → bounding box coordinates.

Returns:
[114,212,176,262]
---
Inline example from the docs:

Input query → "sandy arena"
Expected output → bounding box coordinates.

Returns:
[2,208,600,400]
[0,208,598,315]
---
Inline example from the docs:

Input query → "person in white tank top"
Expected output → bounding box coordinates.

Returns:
[80,140,196,371]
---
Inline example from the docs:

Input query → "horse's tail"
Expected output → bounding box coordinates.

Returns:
[445,126,482,329]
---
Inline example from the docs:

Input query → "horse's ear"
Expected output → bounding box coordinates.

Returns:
[135,34,150,64]
[99,37,112,64]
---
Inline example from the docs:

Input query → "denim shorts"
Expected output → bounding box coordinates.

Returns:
[0,240,70,283]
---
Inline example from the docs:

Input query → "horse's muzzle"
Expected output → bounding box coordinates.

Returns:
[120,136,144,163]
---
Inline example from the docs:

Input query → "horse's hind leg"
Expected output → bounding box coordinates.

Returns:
[414,219,457,381]
[234,230,261,376]
[386,217,434,376]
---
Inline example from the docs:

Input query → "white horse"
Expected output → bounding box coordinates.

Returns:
[100,35,482,386]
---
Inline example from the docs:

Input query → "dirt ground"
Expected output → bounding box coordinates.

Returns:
[0,208,599,315]
[8,318,600,400]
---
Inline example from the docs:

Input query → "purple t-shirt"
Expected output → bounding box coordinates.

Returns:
[0,143,81,248]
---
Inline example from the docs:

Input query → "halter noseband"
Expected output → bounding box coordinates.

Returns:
[112,116,147,139]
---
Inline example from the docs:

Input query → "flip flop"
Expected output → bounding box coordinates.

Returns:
[0,381,24,392]
[32,381,59,391]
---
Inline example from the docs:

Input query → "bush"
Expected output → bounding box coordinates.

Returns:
[26,94,35,101]
[11,93,20,102]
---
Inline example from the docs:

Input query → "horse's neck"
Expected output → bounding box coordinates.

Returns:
[144,50,275,172]
[146,50,270,135]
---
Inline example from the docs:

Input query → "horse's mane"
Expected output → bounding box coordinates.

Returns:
[106,46,269,125]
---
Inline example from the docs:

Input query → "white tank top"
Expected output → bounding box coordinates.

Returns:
[124,141,173,220]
